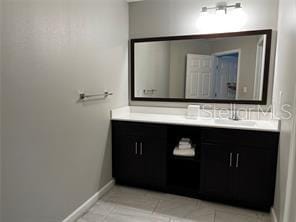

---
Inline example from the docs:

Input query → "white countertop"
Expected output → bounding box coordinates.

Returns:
[111,106,280,132]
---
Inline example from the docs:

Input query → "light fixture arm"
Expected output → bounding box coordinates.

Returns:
[201,2,242,14]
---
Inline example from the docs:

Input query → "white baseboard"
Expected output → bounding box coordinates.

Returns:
[271,208,278,222]
[62,179,115,222]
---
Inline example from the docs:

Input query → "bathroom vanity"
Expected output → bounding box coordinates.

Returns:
[112,29,279,211]
[111,107,280,212]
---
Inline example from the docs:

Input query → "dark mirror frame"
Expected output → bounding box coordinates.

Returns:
[131,29,272,105]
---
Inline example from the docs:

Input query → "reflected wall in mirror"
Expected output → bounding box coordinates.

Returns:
[131,30,272,104]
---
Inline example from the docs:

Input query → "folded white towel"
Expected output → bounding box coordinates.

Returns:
[179,138,191,145]
[173,147,195,157]
[178,144,192,149]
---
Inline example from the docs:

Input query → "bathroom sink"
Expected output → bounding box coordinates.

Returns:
[214,119,257,127]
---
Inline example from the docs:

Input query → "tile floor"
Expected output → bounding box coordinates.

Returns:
[77,186,271,222]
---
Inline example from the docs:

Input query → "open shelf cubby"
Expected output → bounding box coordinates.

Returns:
[166,125,201,196]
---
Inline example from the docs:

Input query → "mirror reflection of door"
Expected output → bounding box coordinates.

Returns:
[253,36,266,100]
[185,54,214,99]
[185,51,239,100]
[214,51,239,100]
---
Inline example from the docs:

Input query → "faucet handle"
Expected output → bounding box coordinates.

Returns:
[231,110,240,121]
[229,104,240,121]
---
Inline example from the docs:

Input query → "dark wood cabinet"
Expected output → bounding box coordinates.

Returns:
[112,122,167,189]
[234,146,275,208]
[115,135,145,184]
[200,128,279,210]
[140,136,167,188]
[112,121,279,211]
[200,143,234,201]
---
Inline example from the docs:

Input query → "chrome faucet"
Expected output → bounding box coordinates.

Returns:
[230,108,240,121]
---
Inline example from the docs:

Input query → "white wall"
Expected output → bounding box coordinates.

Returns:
[272,0,296,221]
[129,0,279,38]
[135,42,170,97]
[1,0,128,222]
[0,0,2,220]
[288,150,296,222]
[129,0,279,108]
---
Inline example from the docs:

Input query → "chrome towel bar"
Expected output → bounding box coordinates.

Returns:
[79,91,113,100]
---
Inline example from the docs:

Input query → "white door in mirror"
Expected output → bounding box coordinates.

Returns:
[185,54,214,99]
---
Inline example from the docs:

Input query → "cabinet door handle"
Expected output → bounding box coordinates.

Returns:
[135,142,138,155]
[229,152,233,167]
[236,153,240,168]
[140,142,143,155]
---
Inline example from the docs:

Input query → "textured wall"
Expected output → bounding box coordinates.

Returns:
[0,0,2,220]
[129,0,279,39]
[272,0,296,221]
[1,0,128,221]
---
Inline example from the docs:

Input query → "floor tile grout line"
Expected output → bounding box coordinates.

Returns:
[196,199,200,207]
[77,186,271,222]
[152,200,161,214]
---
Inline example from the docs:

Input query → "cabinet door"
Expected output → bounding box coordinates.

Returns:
[234,147,274,209]
[141,137,167,188]
[200,143,234,200]
[116,135,146,184]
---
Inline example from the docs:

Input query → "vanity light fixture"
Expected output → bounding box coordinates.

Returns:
[201,2,242,15]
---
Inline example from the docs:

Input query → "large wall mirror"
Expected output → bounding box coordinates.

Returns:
[131,30,272,104]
